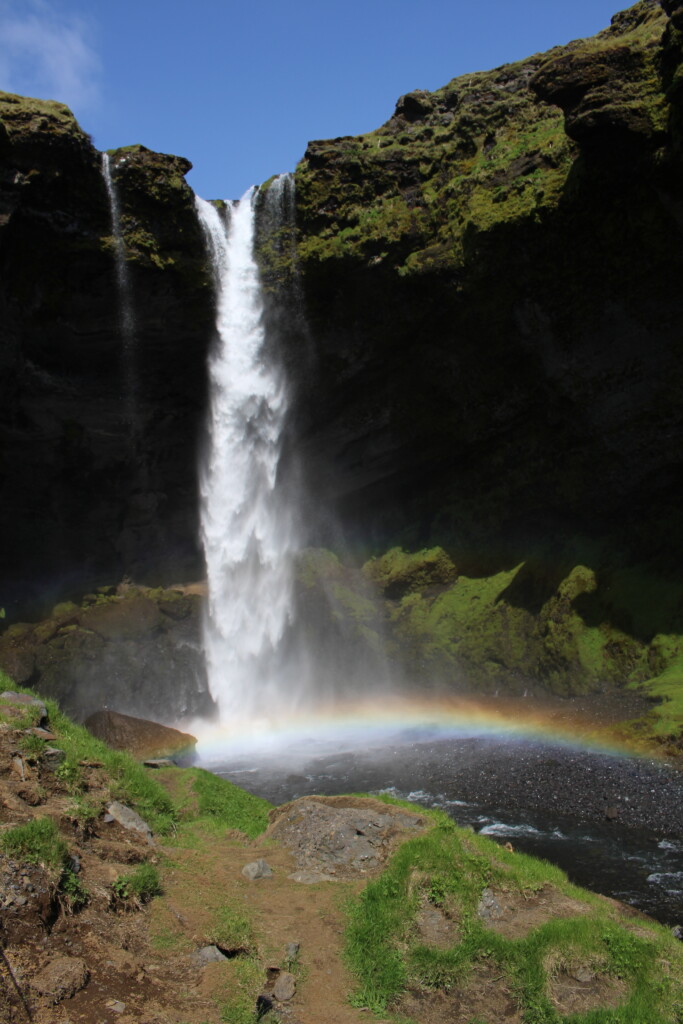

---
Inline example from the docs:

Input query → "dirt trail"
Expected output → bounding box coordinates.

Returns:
[159,831,372,1024]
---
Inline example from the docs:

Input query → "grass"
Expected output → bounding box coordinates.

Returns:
[343,806,683,1020]
[186,767,272,838]
[207,903,253,953]
[0,816,68,870]
[112,863,162,905]
[0,684,177,834]
[217,958,264,1024]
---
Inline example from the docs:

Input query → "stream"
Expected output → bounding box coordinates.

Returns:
[201,729,683,927]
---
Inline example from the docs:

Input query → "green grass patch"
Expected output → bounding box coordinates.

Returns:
[207,903,253,952]
[0,816,68,870]
[60,869,89,911]
[1,685,177,834]
[186,767,272,837]
[113,862,162,905]
[344,808,683,1019]
[218,958,264,1024]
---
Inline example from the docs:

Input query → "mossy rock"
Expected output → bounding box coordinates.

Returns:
[77,595,162,640]
[363,546,458,599]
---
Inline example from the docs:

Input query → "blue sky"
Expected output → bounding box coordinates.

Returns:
[1,0,631,200]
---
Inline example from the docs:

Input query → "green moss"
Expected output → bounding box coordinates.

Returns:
[364,546,458,598]
[629,639,683,744]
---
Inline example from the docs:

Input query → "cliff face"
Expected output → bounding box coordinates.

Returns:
[0,94,213,617]
[285,0,682,584]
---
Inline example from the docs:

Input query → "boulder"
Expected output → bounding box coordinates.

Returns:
[30,956,88,1003]
[85,709,196,759]
[105,800,154,845]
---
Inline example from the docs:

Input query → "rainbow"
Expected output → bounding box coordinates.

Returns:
[190,694,642,766]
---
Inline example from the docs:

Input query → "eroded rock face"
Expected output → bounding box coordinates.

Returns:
[286,0,683,599]
[0,587,213,723]
[0,93,213,620]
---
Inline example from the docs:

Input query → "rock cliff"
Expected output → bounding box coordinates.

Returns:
[0,94,213,618]
[287,0,683,584]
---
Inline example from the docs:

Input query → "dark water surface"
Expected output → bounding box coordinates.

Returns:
[203,733,683,926]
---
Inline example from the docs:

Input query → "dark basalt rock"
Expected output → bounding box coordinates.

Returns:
[287,0,683,589]
[0,93,213,621]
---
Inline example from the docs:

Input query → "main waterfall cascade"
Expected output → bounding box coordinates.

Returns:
[101,153,138,431]
[195,181,298,725]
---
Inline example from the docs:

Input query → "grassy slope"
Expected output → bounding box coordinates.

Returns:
[2,681,682,1022]
[345,799,683,1023]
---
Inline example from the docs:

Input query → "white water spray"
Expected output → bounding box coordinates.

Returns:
[101,153,138,429]
[195,185,297,724]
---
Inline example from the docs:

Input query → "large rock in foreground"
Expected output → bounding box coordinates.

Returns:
[84,709,196,759]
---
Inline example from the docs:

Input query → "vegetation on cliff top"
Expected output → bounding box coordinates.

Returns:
[292,0,669,277]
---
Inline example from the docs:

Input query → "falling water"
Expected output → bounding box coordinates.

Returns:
[101,152,138,430]
[195,183,297,723]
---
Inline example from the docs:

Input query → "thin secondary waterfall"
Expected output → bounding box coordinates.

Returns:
[196,183,297,724]
[101,152,138,430]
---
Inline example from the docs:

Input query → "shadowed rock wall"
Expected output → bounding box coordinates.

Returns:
[0,95,213,619]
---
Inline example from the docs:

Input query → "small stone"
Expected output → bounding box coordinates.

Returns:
[31,956,88,1002]
[605,805,619,820]
[105,999,126,1013]
[477,887,504,920]
[28,727,57,740]
[106,800,154,845]
[242,859,273,880]
[191,945,228,965]
[672,925,683,940]
[574,966,595,983]
[285,942,300,962]
[43,747,67,770]
[273,971,296,1001]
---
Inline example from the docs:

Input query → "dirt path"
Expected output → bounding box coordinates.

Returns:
[157,831,373,1024]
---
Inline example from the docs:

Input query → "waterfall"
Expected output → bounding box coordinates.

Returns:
[195,183,297,724]
[101,152,138,430]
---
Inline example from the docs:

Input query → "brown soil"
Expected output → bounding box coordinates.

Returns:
[477,884,591,940]
[0,707,403,1024]
[398,962,523,1024]
[548,966,628,1015]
